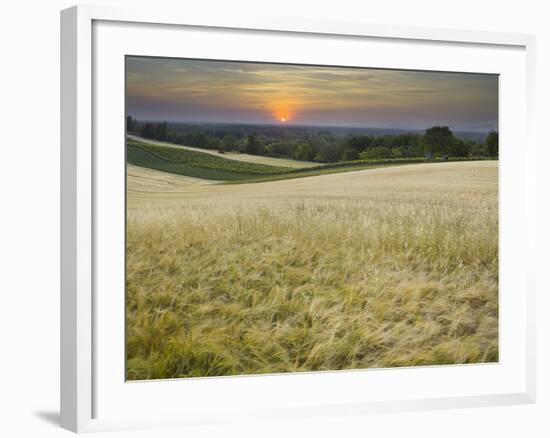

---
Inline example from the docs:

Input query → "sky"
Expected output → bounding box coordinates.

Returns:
[126,56,498,132]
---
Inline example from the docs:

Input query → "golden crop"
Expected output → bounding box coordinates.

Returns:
[126,161,498,380]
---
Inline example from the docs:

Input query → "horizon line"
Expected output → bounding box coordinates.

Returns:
[129,118,497,134]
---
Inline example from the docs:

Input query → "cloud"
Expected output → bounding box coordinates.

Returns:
[126,56,498,130]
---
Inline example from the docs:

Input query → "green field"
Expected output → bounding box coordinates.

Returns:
[128,134,320,169]
[128,138,490,184]
[127,139,293,181]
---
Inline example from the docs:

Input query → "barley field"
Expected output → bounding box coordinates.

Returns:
[126,161,498,380]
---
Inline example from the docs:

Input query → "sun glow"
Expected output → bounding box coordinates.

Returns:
[273,103,292,124]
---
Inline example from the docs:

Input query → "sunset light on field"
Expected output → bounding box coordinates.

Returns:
[125,54,500,381]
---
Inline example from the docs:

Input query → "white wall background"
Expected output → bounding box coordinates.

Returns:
[0,1,547,436]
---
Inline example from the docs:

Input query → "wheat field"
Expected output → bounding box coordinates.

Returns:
[126,161,498,380]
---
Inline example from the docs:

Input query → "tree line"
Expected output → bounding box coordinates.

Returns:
[126,116,498,162]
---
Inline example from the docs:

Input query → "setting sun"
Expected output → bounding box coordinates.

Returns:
[273,104,291,124]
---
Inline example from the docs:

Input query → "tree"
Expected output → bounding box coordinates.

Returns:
[293,143,315,161]
[222,134,237,152]
[183,131,208,148]
[245,134,261,155]
[345,135,372,153]
[140,121,167,140]
[208,137,222,151]
[314,144,340,163]
[449,139,470,157]
[140,122,155,139]
[486,130,499,157]
[360,146,393,160]
[154,122,168,141]
[269,141,293,157]
[126,116,135,133]
[423,126,455,157]
[341,148,360,161]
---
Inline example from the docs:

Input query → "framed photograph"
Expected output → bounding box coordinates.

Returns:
[61,5,536,433]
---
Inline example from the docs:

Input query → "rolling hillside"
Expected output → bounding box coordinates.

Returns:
[127,138,457,183]
[128,134,319,168]
[127,138,293,181]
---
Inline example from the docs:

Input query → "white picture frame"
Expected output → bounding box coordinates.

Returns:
[60,4,537,433]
